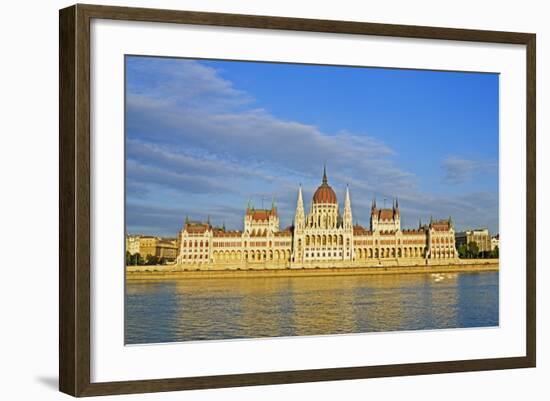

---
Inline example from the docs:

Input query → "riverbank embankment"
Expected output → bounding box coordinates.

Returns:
[126,259,499,280]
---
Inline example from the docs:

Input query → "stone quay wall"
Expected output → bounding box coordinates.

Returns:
[126,258,499,280]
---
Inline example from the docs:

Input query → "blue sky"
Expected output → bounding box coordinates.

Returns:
[125,56,499,237]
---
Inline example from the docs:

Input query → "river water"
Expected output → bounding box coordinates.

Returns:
[125,271,498,344]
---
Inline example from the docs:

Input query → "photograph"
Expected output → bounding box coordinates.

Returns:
[124,55,500,345]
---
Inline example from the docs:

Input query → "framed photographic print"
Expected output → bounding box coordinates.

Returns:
[59,4,536,397]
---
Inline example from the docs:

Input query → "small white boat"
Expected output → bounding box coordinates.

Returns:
[431,273,445,282]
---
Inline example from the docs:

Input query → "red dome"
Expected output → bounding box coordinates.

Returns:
[313,166,337,204]
[313,184,337,204]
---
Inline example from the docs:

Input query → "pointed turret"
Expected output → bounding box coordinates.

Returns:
[344,186,351,210]
[322,164,328,184]
[297,185,304,209]
[394,197,400,216]
[343,185,353,230]
[294,185,305,231]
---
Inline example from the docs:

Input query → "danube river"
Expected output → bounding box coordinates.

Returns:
[125,271,498,344]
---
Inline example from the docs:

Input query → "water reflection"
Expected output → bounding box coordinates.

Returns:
[125,271,498,344]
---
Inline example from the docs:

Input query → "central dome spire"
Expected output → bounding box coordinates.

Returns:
[322,164,328,184]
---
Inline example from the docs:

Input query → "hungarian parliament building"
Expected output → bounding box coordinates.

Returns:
[176,168,458,267]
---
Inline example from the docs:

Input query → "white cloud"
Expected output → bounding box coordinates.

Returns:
[441,156,497,185]
[125,57,499,235]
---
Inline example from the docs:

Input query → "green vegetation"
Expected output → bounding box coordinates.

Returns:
[126,251,167,266]
[457,242,499,259]
[126,251,143,265]
[145,254,166,265]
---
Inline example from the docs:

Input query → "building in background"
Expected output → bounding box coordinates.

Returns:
[126,235,141,255]
[491,234,500,251]
[137,236,159,258]
[175,167,458,268]
[155,238,178,260]
[125,235,178,261]
[455,228,492,254]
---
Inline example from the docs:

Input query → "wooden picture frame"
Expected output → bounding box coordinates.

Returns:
[59,3,536,397]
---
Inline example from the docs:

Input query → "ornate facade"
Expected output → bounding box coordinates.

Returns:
[176,168,457,268]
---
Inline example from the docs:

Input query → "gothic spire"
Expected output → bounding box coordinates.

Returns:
[344,185,351,211]
[322,164,328,184]
[294,185,305,229]
[343,185,352,229]
[295,185,305,214]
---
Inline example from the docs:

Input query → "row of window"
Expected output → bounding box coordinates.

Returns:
[180,254,207,259]
[182,241,208,247]
[303,247,346,251]
[212,242,241,247]
[354,240,373,246]
[402,239,425,245]
[303,237,350,246]
[190,241,294,249]
[431,237,454,244]
[304,251,348,258]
